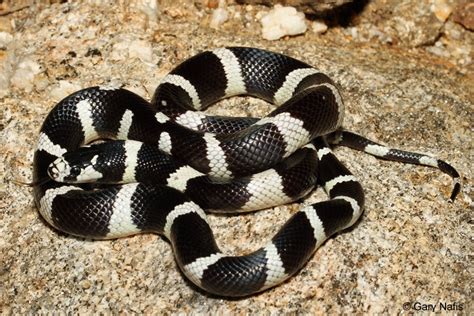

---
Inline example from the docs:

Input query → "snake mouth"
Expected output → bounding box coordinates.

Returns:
[47,157,72,182]
[47,164,67,182]
[47,165,59,180]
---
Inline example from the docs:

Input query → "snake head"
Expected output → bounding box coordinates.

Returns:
[48,147,103,183]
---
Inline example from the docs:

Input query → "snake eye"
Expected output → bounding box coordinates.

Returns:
[70,166,81,176]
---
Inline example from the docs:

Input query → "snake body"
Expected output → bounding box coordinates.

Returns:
[33,47,460,297]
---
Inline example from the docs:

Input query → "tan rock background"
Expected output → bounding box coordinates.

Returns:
[0,0,472,313]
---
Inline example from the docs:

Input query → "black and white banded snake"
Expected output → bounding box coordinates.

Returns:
[33,47,460,297]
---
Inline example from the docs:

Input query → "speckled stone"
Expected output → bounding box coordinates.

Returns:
[0,1,472,314]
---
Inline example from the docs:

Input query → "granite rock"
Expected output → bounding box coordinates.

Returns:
[349,0,447,46]
[0,0,472,314]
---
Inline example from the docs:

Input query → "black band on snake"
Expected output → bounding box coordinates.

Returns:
[33,47,461,297]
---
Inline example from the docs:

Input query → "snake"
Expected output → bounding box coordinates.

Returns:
[33,47,461,297]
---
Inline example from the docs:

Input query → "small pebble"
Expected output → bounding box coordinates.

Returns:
[210,8,229,29]
[138,0,159,21]
[81,280,92,289]
[311,20,328,34]
[260,5,307,41]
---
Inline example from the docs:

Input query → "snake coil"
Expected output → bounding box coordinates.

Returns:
[33,47,460,297]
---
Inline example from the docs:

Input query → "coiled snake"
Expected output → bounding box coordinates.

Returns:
[33,47,460,297]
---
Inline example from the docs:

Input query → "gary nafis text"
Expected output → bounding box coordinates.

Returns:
[402,301,463,312]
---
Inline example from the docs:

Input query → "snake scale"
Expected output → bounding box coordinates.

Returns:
[33,47,460,297]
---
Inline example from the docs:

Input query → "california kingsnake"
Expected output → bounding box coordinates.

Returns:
[33,47,460,297]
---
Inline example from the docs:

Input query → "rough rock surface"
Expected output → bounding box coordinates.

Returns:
[366,0,445,46]
[1,0,472,314]
[344,0,458,46]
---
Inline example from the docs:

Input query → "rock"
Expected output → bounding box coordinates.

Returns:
[210,8,230,28]
[259,4,307,40]
[348,0,446,47]
[311,20,328,34]
[340,0,471,67]
[236,0,354,14]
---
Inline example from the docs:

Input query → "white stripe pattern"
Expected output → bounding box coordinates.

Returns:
[117,109,134,139]
[365,144,390,157]
[166,165,203,192]
[39,186,79,227]
[242,169,290,211]
[175,111,207,131]
[263,243,288,287]
[122,141,142,182]
[160,74,201,109]
[184,253,225,286]
[212,48,247,96]
[75,99,97,143]
[335,196,362,227]
[37,132,67,157]
[324,175,358,194]
[419,156,439,168]
[203,133,233,178]
[273,68,319,105]
[256,112,311,157]
[301,206,327,247]
[317,147,332,160]
[158,132,172,155]
[163,201,207,238]
[106,183,141,238]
